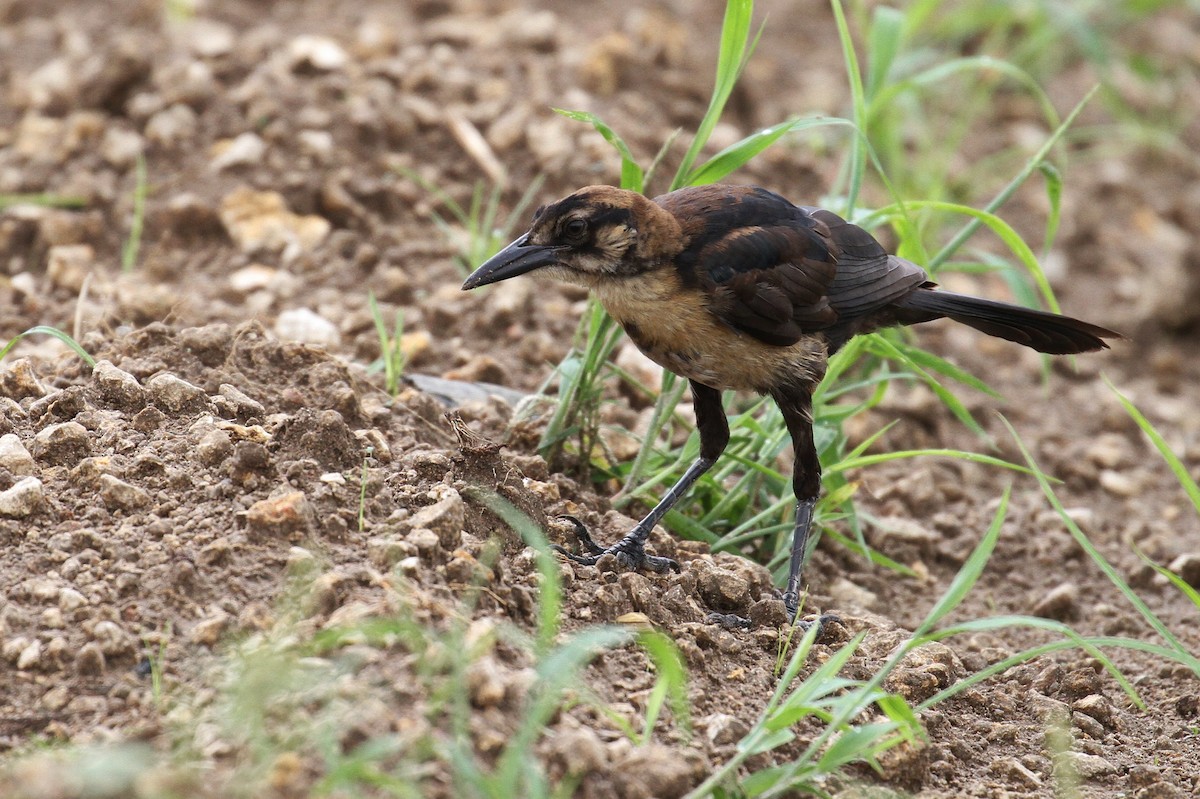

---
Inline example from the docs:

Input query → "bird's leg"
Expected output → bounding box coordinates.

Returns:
[782,497,816,618]
[774,391,824,622]
[554,381,729,576]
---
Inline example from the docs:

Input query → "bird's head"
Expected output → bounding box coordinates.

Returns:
[461,185,681,291]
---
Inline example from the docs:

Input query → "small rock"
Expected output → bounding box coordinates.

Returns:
[1072,710,1106,739]
[0,434,36,475]
[144,103,198,148]
[288,35,349,71]
[99,127,144,168]
[58,587,87,611]
[28,386,87,425]
[408,528,441,559]
[611,743,705,799]
[274,308,341,347]
[286,546,317,575]
[91,360,146,411]
[0,476,44,517]
[297,129,334,158]
[146,373,210,414]
[17,639,43,670]
[884,642,963,704]
[198,537,233,566]
[1098,469,1139,497]
[65,695,108,715]
[692,560,751,612]
[1058,751,1116,779]
[308,570,350,615]
[228,263,280,294]
[545,726,607,776]
[1073,694,1116,728]
[1167,553,1200,588]
[700,713,749,747]
[877,516,938,547]
[1060,667,1102,698]
[246,492,316,538]
[367,535,415,569]
[219,187,331,256]
[1032,582,1079,621]
[990,756,1043,789]
[91,620,133,656]
[0,358,47,400]
[614,342,663,387]
[46,244,94,292]
[465,656,507,708]
[42,685,72,711]
[1084,433,1128,469]
[195,429,233,466]
[100,473,151,511]
[3,637,30,663]
[74,642,106,675]
[34,421,93,467]
[218,384,267,418]
[408,489,466,550]
[190,611,231,647]
[183,18,236,57]
[210,132,267,172]
[161,192,224,239]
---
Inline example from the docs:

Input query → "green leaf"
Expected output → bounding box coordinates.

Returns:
[554,108,644,192]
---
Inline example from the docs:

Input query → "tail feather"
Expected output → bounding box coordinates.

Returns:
[896,289,1120,355]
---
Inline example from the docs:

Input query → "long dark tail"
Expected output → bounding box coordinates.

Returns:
[896,289,1120,355]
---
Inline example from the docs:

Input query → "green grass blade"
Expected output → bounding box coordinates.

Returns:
[0,193,87,209]
[1106,376,1200,510]
[121,154,148,273]
[687,117,849,187]
[928,84,1099,272]
[672,0,757,189]
[553,109,645,192]
[0,325,96,368]
[1135,550,1200,610]
[831,0,867,216]
[883,199,1060,312]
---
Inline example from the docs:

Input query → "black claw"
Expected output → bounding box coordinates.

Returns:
[706,612,754,630]
[556,514,606,554]
[552,515,680,574]
[794,612,844,643]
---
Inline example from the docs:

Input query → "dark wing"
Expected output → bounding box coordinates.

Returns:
[801,208,929,318]
[655,185,838,346]
[656,186,927,348]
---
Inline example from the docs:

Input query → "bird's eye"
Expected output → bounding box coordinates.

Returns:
[563,218,588,241]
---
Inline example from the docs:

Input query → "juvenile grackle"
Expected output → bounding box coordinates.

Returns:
[462,184,1118,620]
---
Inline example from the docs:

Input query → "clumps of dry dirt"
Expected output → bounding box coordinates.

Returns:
[3,0,1200,796]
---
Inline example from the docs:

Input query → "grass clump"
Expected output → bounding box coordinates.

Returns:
[367,291,408,396]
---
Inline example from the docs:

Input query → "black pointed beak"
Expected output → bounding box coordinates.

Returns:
[461,236,563,290]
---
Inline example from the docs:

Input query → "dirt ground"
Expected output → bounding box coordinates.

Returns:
[1,0,1199,796]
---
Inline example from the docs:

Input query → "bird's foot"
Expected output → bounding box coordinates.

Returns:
[553,515,681,575]
[782,589,801,621]
[792,612,845,643]
[706,611,754,630]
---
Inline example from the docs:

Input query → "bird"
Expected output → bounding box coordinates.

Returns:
[461,184,1119,621]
